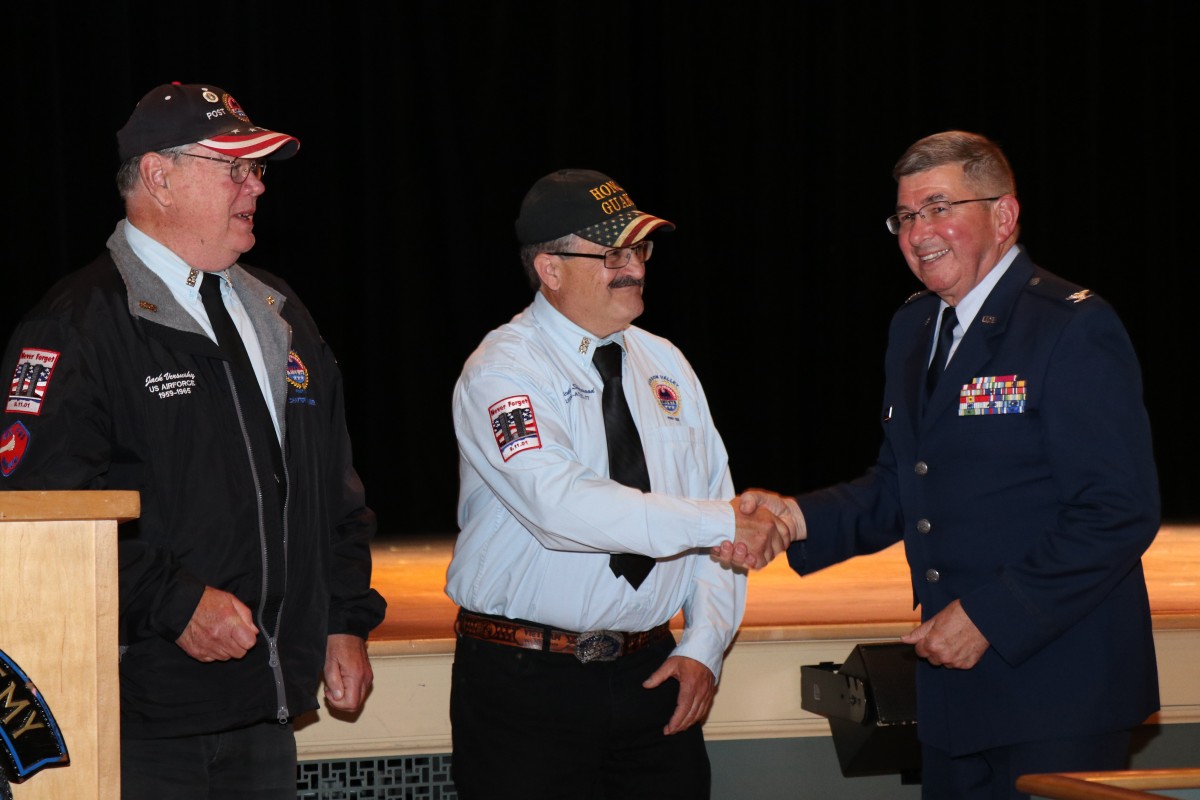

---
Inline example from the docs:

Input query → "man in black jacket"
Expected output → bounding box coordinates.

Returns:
[0,82,386,799]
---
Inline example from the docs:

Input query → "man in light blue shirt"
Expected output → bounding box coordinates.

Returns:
[447,169,788,800]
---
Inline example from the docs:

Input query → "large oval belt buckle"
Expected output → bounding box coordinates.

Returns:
[575,630,624,663]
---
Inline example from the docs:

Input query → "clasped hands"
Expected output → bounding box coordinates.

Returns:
[714,490,806,570]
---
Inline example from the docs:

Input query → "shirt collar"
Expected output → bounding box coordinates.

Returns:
[529,291,627,361]
[123,220,230,297]
[944,244,1020,332]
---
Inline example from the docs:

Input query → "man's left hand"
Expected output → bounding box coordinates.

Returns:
[901,599,989,669]
[642,655,715,735]
[323,633,374,712]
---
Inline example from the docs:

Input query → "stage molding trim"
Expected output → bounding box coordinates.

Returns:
[294,620,1200,761]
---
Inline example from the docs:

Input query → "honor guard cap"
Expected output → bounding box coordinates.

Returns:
[515,169,674,247]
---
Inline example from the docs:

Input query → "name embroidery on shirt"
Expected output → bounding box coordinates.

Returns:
[562,383,595,404]
[144,371,197,400]
[489,395,542,461]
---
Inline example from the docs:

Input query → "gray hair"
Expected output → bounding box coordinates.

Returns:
[519,232,580,290]
[115,145,192,199]
[892,131,1017,197]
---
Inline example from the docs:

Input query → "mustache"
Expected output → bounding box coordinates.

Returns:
[609,276,645,289]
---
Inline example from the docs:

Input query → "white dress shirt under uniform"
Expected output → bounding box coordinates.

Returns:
[447,292,745,679]
[929,244,1020,367]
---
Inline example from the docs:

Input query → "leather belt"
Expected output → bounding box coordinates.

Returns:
[455,609,673,664]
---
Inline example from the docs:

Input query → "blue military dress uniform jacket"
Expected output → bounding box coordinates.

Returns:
[789,249,1160,755]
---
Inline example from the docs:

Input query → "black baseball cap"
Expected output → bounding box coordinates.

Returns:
[515,169,674,247]
[116,82,300,162]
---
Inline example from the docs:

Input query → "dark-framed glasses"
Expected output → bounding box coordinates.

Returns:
[552,240,654,269]
[886,196,1002,234]
[178,152,267,184]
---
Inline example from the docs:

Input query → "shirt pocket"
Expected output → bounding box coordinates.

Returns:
[642,424,709,495]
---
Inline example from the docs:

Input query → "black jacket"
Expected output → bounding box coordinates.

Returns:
[0,223,386,738]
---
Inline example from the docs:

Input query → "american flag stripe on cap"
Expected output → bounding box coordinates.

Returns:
[198,131,300,159]
[612,213,672,247]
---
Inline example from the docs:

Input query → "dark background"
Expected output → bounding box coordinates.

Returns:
[7,2,1195,533]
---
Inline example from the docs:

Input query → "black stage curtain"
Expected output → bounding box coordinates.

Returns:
[6,2,1194,533]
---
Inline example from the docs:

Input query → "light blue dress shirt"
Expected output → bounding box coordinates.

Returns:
[448,292,745,679]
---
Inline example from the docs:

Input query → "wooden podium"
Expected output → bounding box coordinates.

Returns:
[0,491,139,800]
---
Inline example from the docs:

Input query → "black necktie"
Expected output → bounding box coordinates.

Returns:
[592,343,655,590]
[925,306,958,396]
[199,274,284,485]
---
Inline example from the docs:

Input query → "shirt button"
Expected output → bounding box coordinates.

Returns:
[916,518,932,534]
[925,569,941,583]
[914,461,929,475]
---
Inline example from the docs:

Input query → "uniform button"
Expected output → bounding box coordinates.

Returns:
[925,569,940,583]
[916,518,931,534]
[914,461,929,475]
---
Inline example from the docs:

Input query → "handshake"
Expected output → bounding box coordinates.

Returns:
[713,490,806,570]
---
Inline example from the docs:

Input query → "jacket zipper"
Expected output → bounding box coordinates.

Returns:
[223,361,291,723]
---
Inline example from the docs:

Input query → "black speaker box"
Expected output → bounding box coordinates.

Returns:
[801,641,921,782]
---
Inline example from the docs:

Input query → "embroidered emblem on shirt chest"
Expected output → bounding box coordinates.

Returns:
[648,375,682,418]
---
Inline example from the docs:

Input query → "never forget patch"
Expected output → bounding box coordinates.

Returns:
[489,395,542,461]
[6,349,60,416]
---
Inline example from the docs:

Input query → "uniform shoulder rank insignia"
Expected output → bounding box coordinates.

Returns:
[1066,289,1094,303]
[904,289,930,304]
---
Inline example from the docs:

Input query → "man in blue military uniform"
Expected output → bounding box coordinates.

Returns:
[720,131,1160,799]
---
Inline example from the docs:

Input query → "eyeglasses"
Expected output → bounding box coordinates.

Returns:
[551,240,653,269]
[178,152,267,184]
[886,196,1002,234]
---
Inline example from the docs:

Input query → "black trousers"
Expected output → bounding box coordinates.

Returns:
[921,729,1133,800]
[121,719,296,800]
[450,633,710,800]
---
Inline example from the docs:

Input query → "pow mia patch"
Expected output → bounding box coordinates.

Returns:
[648,375,682,417]
[6,349,60,416]
[489,395,541,461]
